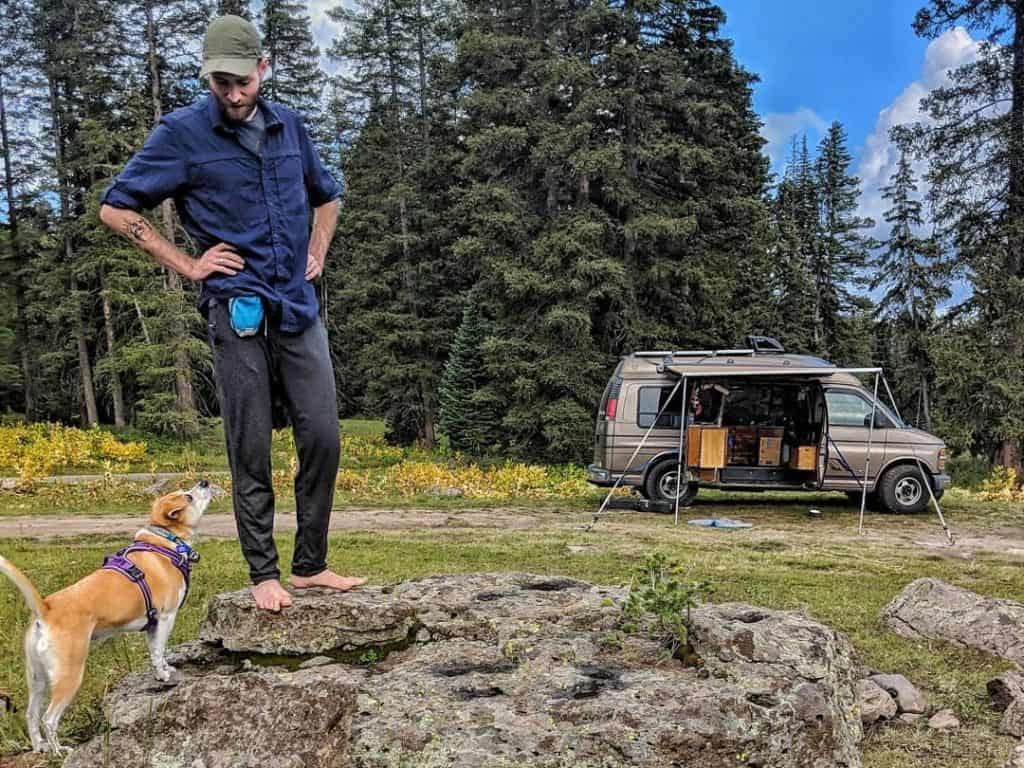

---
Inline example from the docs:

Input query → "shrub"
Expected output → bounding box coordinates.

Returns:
[0,424,147,484]
[622,552,714,663]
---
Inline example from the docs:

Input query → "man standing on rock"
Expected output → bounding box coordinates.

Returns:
[99,15,365,611]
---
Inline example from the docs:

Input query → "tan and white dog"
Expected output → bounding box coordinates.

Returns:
[0,480,212,754]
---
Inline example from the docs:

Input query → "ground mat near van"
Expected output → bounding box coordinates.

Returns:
[687,517,753,529]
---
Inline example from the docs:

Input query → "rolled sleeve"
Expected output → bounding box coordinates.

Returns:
[299,121,343,207]
[101,119,188,211]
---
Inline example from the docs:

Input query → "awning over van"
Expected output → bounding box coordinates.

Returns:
[658,365,883,378]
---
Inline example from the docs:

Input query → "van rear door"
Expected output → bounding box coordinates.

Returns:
[594,365,623,468]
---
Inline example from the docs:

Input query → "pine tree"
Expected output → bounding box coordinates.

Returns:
[911,1,1024,468]
[260,0,324,123]
[215,0,250,19]
[326,0,464,446]
[769,136,818,353]
[872,150,947,427]
[812,121,874,360]
[437,292,500,454]
[0,0,47,416]
[31,0,129,426]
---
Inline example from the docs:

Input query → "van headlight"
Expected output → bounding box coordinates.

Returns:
[938,448,947,472]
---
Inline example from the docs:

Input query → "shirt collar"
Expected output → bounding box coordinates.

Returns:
[206,95,283,134]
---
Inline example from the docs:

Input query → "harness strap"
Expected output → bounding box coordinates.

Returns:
[101,542,193,633]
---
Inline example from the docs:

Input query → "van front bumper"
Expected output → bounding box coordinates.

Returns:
[933,473,952,492]
[587,464,613,486]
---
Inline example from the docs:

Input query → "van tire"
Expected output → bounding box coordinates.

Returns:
[645,461,699,507]
[877,465,930,514]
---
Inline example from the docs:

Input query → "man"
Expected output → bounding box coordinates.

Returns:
[99,15,365,611]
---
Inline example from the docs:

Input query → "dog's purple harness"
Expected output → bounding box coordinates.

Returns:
[101,541,193,633]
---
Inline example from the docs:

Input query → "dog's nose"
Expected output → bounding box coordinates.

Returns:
[198,479,209,489]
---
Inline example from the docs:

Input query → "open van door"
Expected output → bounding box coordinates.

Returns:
[811,380,829,488]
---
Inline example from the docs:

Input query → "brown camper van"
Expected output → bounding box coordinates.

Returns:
[587,338,950,514]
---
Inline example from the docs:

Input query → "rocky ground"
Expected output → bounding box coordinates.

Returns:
[66,573,863,768]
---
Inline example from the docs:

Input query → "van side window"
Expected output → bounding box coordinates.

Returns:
[826,390,892,428]
[638,386,683,429]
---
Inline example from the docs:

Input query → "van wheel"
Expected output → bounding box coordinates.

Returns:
[878,465,930,514]
[645,461,698,507]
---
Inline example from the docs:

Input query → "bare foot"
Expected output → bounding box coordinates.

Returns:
[290,569,367,592]
[251,579,294,611]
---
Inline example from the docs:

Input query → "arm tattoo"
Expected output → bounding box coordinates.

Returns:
[121,216,155,244]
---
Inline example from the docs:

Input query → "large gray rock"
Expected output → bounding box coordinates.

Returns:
[71,573,863,768]
[990,672,1024,738]
[856,679,897,725]
[882,578,1024,665]
[927,709,960,730]
[65,664,360,768]
[1003,702,1024,739]
[991,672,1024,712]
[868,673,926,715]
[200,586,420,654]
[1006,740,1024,768]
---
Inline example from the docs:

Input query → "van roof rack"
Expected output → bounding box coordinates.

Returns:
[633,349,755,359]
[632,337,785,360]
[745,335,785,354]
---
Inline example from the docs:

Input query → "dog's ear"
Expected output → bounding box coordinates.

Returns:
[152,494,188,523]
[165,504,186,521]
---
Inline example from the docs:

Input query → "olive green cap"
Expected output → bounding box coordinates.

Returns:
[201,15,262,78]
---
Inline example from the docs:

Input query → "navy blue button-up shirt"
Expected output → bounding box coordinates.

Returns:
[102,96,342,332]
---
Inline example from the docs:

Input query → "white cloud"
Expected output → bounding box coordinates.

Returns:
[760,107,828,170]
[856,27,980,238]
[309,0,350,74]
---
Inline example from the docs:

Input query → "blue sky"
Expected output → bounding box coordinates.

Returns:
[716,0,980,244]
[719,0,931,171]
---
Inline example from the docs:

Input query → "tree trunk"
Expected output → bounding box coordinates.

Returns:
[919,373,931,432]
[147,0,197,417]
[77,327,99,427]
[99,268,126,427]
[0,74,34,416]
[1000,3,1024,470]
[266,1,277,102]
[415,0,428,144]
[421,399,435,449]
[49,74,99,426]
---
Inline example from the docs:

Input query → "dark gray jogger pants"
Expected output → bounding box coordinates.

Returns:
[207,298,339,584]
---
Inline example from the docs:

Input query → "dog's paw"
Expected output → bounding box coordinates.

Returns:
[154,664,176,683]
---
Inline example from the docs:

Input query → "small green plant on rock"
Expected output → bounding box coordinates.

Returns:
[622,552,714,664]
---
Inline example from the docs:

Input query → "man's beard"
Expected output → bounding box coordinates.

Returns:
[216,94,258,123]
[220,99,256,122]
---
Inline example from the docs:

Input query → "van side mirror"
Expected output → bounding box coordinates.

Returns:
[863,413,888,429]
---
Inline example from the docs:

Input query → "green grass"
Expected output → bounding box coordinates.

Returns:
[0,496,1022,766]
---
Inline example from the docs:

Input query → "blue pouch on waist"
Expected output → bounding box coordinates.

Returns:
[228,295,264,337]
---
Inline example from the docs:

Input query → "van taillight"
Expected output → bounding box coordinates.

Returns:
[601,374,623,421]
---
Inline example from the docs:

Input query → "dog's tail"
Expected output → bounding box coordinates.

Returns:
[0,554,48,619]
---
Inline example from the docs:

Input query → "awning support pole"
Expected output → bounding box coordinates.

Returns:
[859,373,880,536]
[585,377,685,532]
[879,374,954,546]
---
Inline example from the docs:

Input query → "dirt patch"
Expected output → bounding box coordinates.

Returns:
[1,505,1023,562]
[0,507,543,540]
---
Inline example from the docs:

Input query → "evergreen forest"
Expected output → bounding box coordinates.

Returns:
[1,0,1022,469]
